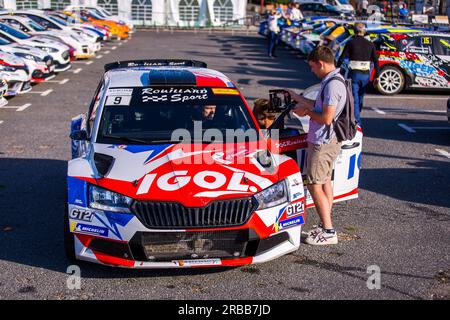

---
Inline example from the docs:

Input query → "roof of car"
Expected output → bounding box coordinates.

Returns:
[106,67,236,89]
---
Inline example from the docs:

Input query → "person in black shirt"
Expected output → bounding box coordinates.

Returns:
[337,23,379,125]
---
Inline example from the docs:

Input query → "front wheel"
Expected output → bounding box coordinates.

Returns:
[376,66,405,95]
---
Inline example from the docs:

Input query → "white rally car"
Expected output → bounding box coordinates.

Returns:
[0,51,31,96]
[0,14,95,60]
[0,22,71,72]
[0,35,55,83]
[14,11,99,59]
[66,60,361,269]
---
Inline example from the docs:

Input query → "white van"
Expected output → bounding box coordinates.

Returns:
[295,0,355,13]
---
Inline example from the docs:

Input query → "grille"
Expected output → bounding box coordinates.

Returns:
[131,198,258,229]
[133,230,251,261]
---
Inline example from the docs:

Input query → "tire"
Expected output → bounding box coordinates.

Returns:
[376,66,405,95]
[64,193,76,263]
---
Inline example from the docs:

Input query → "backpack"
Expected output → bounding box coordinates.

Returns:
[320,76,357,143]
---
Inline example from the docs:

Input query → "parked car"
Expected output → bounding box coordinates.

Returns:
[0,22,71,72]
[0,51,32,96]
[373,32,450,95]
[14,10,99,59]
[0,35,55,83]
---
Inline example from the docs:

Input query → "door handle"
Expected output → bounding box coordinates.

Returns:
[341,142,360,149]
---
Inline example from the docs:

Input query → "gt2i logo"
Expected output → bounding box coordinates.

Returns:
[286,202,304,217]
[69,208,94,222]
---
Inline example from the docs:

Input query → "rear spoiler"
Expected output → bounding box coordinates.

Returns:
[104,60,207,72]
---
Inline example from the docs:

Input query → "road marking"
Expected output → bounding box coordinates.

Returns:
[73,61,92,65]
[72,68,82,74]
[0,120,3,125]
[17,103,31,111]
[27,89,53,96]
[96,55,103,59]
[436,149,450,159]
[111,46,117,50]
[104,50,110,54]
[46,78,69,85]
[367,95,448,101]
[1,103,31,111]
[371,107,386,115]
[398,123,416,133]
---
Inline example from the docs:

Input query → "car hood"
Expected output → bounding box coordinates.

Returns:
[6,43,49,59]
[71,142,296,207]
[29,36,69,50]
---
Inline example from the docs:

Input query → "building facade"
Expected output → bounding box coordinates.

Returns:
[0,0,248,26]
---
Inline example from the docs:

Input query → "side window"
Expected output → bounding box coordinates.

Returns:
[282,112,309,137]
[398,36,432,55]
[88,81,106,135]
[8,20,29,32]
[434,37,450,56]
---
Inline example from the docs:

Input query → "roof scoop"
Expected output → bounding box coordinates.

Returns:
[94,153,115,177]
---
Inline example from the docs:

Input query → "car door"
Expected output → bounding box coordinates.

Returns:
[270,109,363,208]
[399,35,442,88]
[432,36,450,88]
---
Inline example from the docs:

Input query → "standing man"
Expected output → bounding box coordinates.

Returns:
[267,9,282,58]
[337,23,379,126]
[287,46,346,245]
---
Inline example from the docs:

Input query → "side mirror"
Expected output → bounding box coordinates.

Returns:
[70,130,89,141]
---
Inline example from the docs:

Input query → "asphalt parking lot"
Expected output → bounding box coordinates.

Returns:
[0,30,449,300]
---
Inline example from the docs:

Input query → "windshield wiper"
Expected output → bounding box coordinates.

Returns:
[102,135,150,144]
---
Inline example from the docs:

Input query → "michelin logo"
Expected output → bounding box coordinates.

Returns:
[279,216,304,230]
[72,223,109,237]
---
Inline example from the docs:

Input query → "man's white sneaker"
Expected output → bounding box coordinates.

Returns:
[305,230,338,245]
[306,224,323,238]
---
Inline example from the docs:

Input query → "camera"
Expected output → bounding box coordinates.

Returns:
[268,89,293,112]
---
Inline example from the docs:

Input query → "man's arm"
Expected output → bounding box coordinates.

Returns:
[337,41,350,67]
[371,44,380,79]
[304,105,336,126]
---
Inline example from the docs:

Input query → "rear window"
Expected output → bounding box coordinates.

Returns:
[96,87,258,144]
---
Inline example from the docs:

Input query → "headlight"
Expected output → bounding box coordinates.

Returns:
[89,185,132,213]
[254,180,288,210]
[36,46,58,53]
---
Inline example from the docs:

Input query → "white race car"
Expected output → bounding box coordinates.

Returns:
[14,10,99,59]
[0,22,71,72]
[0,51,31,96]
[47,15,102,52]
[0,35,55,83]
[0,14,93,60]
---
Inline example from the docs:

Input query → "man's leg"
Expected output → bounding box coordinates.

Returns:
[351,72,362,124]
[323,179,334,213]
[268,32,274,56]
[307,183,333,229]
[359,72,371,114]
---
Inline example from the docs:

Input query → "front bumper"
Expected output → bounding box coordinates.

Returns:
[54,62,72,73]
[72,220,302,269]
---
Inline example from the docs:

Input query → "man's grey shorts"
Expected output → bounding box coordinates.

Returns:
[306,136,342,185]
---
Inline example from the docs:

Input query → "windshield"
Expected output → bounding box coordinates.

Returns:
[28,19,47,31]
[0,23,30,39]
[0,35,10,45]
[49,16,68,26]
[96,87,258,144]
